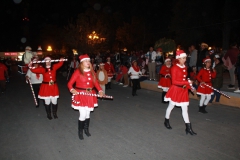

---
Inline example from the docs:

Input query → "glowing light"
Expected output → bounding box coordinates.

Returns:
[47,46,52,51]
[72,49,78,55]
[208,47,212,50]
[88,31,99,40]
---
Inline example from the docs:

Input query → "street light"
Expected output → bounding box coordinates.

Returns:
[47,46,52,51]
[72,49,78,55]
[88,31,99,40]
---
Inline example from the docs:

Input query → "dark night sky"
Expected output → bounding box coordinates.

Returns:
[0,0,173,51]
[2,0,240,52]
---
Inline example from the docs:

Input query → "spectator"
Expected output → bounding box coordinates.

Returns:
[234,50,240,93]
[222,42,239,89]
[197,43,209,71]
[91,58,97,71]
[189,66,198,90]
[145,46,157,80]
[189,45,198,69]
[209,55,226,104]
[5,58,12,77]
[120,51,129,66]
[155,48,164,79]
[121,63,129,87]
[68,56,79,80]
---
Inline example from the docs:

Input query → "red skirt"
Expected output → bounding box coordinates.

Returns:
[197,82,213,95]
[71,89,98,111]
[38,84,59,99]
[158,77,171,92]
[164,85,189,106]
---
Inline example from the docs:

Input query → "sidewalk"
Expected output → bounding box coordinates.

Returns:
[140,71,240,108]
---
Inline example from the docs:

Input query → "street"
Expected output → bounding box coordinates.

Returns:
[0,71,240,160]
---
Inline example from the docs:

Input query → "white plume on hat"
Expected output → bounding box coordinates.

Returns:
[37,46,42,51]
[25,46,32,51]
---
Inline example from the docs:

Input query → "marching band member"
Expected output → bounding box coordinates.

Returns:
[69,56,79,78]
[26,57,43,108]
[30,57,64,120]
[68,54,103,140]
[196,58,216,113]
[158,58,172,103]
[104,57,115,89]
[23,46,33,65]
[164,50,197,135]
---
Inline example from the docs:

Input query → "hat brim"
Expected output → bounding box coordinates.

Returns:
[80,58,90,62]
[176,53,187,59]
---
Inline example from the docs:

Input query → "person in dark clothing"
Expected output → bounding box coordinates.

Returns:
[209,55,227,104]
[196,43,209,71]
[234,51,240,93]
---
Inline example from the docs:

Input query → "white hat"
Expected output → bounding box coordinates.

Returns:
[37,46,42,51]
[25,46,32,51]
[44,57,51,62]
[176,50,187,59]
[165,58,171,62]
[215,54,220,58]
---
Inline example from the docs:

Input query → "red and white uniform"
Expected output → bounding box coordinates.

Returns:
[164,64,191,106]
[158,65,171,91]
[104,62,115,78]
[68,69,102,111]
[30,61,63,99]
[196,68,216,95]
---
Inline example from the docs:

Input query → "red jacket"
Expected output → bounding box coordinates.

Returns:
[196,68,216,83]
[30,61,63,98]
[120,65,128,74]
[190,72,197,81]
[104,62,115,77]
[164,64,191,105]
[0,63,7,80]
[68,70,102,91]
[159,65,171,76]
[196,68,216,95]
[224,48,239,65]
[67,69,102,109]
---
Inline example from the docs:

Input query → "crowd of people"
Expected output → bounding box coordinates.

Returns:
[0,42,240,139]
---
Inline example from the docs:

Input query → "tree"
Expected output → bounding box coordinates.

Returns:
[115,16,145,51]
[154,38,176,53]
[169,0,240,50]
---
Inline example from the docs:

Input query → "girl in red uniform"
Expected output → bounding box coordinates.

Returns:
[164,50,197,135]
[196,58,216,113]
[158,58,172,103]
[68,54,103,140]
[30,57,64,120]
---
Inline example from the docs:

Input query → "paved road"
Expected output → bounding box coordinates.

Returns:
[0,71,240,160]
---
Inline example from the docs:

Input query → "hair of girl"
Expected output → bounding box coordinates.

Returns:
[78,61,96,82]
